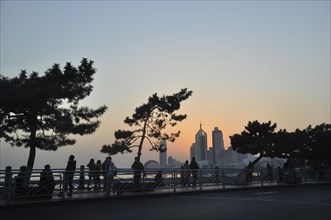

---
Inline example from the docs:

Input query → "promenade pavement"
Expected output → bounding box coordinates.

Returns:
[1,184,330,220]
[0,182,281,207]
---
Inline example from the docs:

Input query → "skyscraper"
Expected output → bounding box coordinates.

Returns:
[159,139,167,167]
[212,127,224,165]
[195,123,208,161]
[190,143,196,159]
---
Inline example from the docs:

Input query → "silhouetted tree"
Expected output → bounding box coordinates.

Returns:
[101,88,192,162]
[298,124,331,166]
[230,120,277,167]
[230,121,331,168]
[0,58,107,173]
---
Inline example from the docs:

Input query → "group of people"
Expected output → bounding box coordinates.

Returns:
[63,155,118,196]
[181,157,200,187]
[86,157,117,191]
[14,156,202,197]
[14,164,56,197]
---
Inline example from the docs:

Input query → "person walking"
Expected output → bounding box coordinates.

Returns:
[189,157,199,187]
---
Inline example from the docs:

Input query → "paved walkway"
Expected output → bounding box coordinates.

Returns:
[2,184,331,220]
[2,182,327,207]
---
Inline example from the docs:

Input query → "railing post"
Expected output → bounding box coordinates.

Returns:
[276,169,280,185]
[199,169,202,191]
[4,166,12,201]
[221,169,225,189]
[142,170,145,194]
[303,170,307,184]
[78,165,85,189]
[62,171,67,198]
[242,170,246,188]
[173,170,176,193]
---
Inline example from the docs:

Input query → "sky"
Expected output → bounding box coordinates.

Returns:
[0,0,330,170]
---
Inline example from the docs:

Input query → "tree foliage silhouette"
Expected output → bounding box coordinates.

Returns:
[0,58,107,172]
[230,120,277,166]
[230,121,331,167]
[101,88,192,161]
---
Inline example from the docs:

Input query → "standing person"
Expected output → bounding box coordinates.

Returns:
[105,156,117,195]
[101,157,109,191]
[94,160,102,189]
[183,160,191,186]
[131,157,144,189]
[15,165,28,196]
[86,158,96,189]
[189,157,199,187]
[154,171,163,187]
[65,155,76,196]
[39,164,55,197]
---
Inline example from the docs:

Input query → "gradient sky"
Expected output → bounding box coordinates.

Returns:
[0,0,330,169]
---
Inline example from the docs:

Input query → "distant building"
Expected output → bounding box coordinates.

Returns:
[159,140,167,167]
[207,147,213,164]
[212,127,224,165]
[144,160,161,169]
[216,147,256,168]
[198,160,210,169]
[167,156,182,168]
[195,123,208,161]
[190,143,196,159]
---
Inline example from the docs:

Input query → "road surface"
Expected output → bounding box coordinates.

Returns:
[1,185,330,220]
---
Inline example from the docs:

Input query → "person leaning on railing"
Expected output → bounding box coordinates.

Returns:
[38,164,55,197]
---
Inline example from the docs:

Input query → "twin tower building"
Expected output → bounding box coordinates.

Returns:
[190,124,225,168]
[157,123,251,169]
[158,124,227,168]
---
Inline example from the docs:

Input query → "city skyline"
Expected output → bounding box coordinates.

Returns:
[0,1,330,169]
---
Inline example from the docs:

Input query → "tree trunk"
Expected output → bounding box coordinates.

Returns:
[136,118,149,162]
[27,144,36,172]
[24,113,37,186]
[27,114,37,172]
[249,154,263,168]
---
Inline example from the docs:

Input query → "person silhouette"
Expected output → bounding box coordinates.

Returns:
[86,158,96,189]
[39,164,55,197]
[94,159,102,189]
[15,165,28,196]
[183,160,191,186]
[131,157,144,189]
[154,171,163,187]
[189,157,199,187]
[65,155,76,196]
[105,156,117,195]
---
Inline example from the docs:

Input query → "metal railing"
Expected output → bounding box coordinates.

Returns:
[1,167,330,205]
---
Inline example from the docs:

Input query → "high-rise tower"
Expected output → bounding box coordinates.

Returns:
[195,123,208,161]
[212,127,224,165]
[190,143,196,159]
[159,139,167,167]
